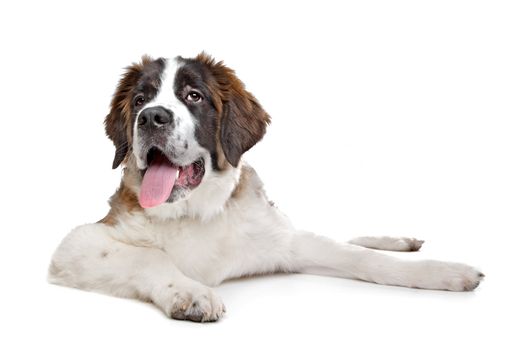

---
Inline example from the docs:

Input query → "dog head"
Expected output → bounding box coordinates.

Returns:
[104,53,270,208]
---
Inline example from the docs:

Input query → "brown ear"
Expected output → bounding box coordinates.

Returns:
[220,88,270,167]
[197,53,270,167]
[104,56,152,169]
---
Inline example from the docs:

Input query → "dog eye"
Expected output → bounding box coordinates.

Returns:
[134,95,145,107]
[186,91,202,103]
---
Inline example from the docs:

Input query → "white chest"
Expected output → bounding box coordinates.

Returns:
[137,203,294,286]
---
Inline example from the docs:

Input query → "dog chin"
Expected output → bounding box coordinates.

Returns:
[165,186,192,203]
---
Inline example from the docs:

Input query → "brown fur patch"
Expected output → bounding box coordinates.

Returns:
[100,185,142,226]
[195,52,271,168]
[231,165,276,208]
[105,56,153,169]
[231,165,254,198]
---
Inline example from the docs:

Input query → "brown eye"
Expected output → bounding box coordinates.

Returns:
[186,91,202,103]
[134,95,145,107]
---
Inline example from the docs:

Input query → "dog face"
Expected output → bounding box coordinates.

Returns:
[104,53,270,208]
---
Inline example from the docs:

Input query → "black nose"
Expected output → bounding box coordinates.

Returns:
[137,107,174,128]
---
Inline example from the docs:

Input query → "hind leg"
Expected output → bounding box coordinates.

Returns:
[349,236,425,252]
[289,232,483,291]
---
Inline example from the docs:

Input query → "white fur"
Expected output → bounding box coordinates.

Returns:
[49,162,483,321]
[49,58,484,322]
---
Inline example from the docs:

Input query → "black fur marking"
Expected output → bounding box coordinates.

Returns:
[174,60,221,171]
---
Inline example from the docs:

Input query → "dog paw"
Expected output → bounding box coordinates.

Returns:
[420,261,485,291]
[443,264,485,291]
[168,286,225,322]
[394,237,425,252]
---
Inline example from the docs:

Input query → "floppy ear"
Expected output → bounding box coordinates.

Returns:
[105,107,129,169]
[104,56,152,169]
[220,86,270,167]
[197,53,271,167]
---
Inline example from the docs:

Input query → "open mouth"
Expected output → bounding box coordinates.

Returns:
[138,147,205,208]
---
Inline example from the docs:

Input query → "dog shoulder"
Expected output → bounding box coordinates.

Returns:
[230,163,267,202]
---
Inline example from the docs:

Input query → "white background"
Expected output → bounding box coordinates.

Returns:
[1,0,524,349]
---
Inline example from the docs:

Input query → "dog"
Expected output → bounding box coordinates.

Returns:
[48,53,484,322]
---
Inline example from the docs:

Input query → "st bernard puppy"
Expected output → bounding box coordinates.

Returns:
[49,53,484,322]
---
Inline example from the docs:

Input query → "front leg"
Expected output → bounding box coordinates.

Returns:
[48,223,225,322]
[290,232,484,291]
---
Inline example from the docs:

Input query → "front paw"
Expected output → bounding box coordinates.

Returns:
[167,285,225,322]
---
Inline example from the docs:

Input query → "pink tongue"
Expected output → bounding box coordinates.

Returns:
[139,154,179,208]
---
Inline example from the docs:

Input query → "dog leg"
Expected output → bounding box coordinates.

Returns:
[289,232,483,291]
[348,236,424,252]
[48,223,225,322]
